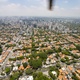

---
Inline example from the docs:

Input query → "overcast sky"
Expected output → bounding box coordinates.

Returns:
[0,0,80,17]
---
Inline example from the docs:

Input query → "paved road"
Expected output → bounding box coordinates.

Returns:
[0,50,13,74]
[0,36,21,74]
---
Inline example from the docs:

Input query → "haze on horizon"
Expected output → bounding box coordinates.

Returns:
[0,0,80,18]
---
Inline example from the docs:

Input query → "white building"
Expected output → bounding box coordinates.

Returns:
[13,66,18,71]
[52,71,57,76]
[19,76,33,80]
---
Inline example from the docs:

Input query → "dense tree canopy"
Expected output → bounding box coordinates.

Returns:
[46,49,54,54]
[5,67,11,75]
[5,44,16,48]
[38,52,47,60]
[29,59,42,69]
[72,72,79,80]
[0,45,2,55]
[75,44,80,51]
[10,71,22,80]
[25,68,33,75]
[49,66,59,76]
[22,62,28,68]
[33,72,52,80]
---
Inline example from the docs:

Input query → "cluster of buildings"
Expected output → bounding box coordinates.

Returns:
[0,17,80,80]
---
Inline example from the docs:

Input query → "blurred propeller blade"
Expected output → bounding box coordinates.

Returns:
[48,0,54,10]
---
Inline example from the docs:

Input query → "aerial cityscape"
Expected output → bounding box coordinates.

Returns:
[0,17,80,80]
[0,0,80,80]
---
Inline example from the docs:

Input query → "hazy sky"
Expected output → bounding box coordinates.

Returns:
[0,0,80,17]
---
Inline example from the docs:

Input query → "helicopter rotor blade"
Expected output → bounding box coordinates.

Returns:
[48,0,54,10]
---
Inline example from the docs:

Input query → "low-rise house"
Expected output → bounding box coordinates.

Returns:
[25,65,31,69]
[69,44,76,49]
[46,59,50,65]
[58,69,68,80]
[74,63,80,69]
[52,71,57,76]
[76,69,80,74]
[18,65,24,70]
[22,58,28,63]
[71,50,79,54]
[59,53,65,58]
[67,56,73,60]
[13,66,18,71]
[0,59,3,64]
[67,66,73,71]
[51,59,56,64]
[19,76,33,80]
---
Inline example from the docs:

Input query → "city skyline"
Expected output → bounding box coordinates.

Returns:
[0,0,80,17]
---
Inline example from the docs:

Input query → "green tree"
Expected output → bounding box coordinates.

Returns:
[41,44,45,47]
[22,63,28,68]
[9,58,16,61]
[25,68,33,75]
[56,63,61,69]
[16,56,24,60]
[49,71,57,80]
[29,59,42,69]
[5,44,16,48]
[57,47,62,52]
[62,50,70,55]
[0,45,2,55]
[46,49,53,54]
[75,45,80,51]
[49,66,59,76]
[72,72,79,80]
[61,58,66,63]
[33,72,51,80]
[38,52,47,60]
[10,71,21,80]
[55,53,59,59]
[5,67,11,75]
[65,57,69,62]
[73,54,80,59]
